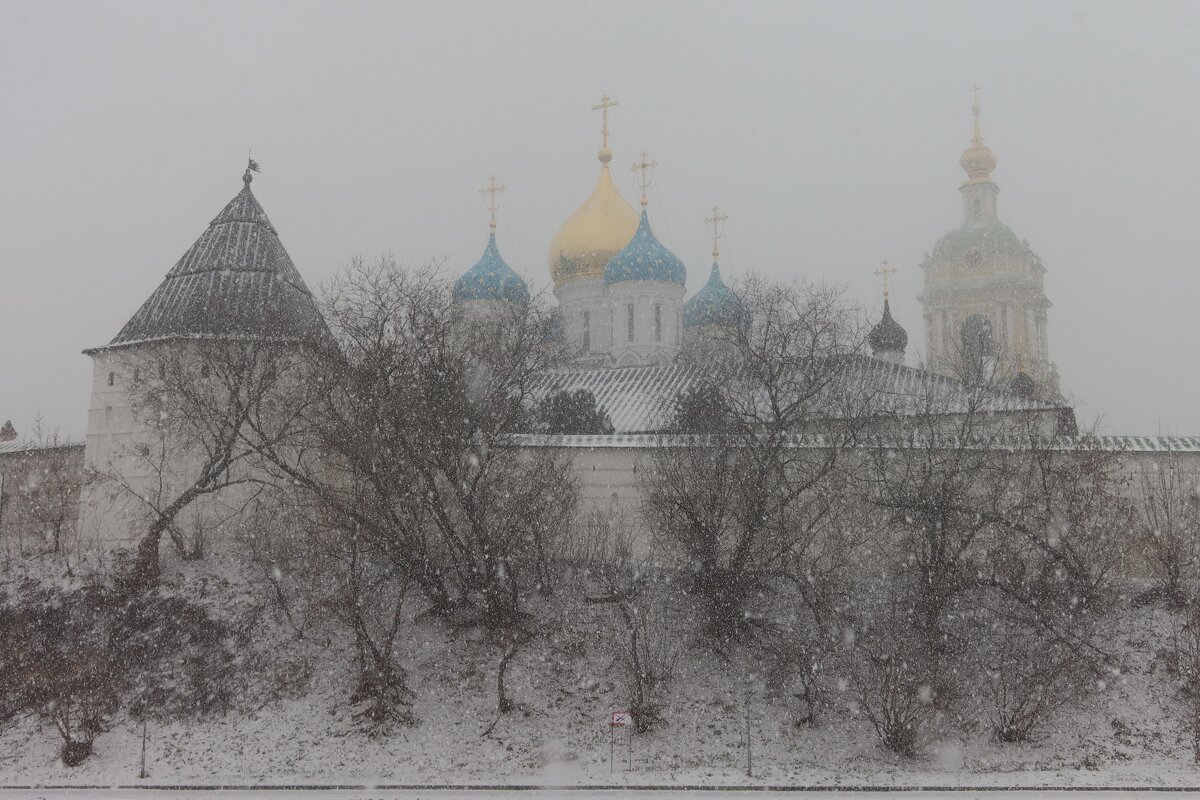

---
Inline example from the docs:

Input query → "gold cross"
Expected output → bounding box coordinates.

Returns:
[874,260,897,300]
[631,150,657,208]
[969,82,983,143]
[704,205,729,260]
[480,175,505,232]
[591,94,619,151]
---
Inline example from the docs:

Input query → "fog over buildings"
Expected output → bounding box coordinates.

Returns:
[1,0,1197,437]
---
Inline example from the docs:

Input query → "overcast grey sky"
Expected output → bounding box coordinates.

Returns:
[1,0,1197,438]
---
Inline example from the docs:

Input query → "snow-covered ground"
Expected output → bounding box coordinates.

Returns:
[2,559,1199,792]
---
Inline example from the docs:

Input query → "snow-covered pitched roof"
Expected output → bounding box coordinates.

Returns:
[511,433,1200,452]
[0,440,84,457]
[88,175,331,354]
[529,354,1065,435]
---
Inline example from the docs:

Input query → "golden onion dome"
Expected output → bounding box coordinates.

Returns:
[960,140,997,184]
[548,163,639,285]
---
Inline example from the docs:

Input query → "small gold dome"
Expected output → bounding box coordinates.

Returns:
[548,165,639,285]
[960,140,997,185]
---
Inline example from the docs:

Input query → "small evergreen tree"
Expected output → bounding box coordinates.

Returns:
[536,389,614,435]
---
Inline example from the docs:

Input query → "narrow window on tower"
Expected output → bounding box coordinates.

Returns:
[627,303,635,342]
[973,198,982,220]
[582,310,591,351]
[654,304,662,342]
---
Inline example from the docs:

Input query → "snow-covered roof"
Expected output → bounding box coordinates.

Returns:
[87,174,331,354]
[529,354,1065,435]
[511,433,1200,452]
[0,440,84,457]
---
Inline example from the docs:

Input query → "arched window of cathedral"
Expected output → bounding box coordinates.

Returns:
[583,310,591,351]
[158,363,166,381]
[107,371,114,386]
[654,304,662,342]
[973,198,982,219]
[200,363,210,379]
[627,303,635,342]
[133,368,140,383]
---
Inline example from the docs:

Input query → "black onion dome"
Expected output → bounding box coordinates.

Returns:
[868,299,908,354]
[94,173,331,352]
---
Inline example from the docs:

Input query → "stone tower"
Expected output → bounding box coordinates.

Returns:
[79,163,329,547]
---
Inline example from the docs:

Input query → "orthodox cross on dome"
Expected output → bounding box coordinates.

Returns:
[591,94,619,163]
[480,175,505,232]
[631,151,658,208]
[874,260,897,300]
[970,82,983,143]
[704,205,729,261]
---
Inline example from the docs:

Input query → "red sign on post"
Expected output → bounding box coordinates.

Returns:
[610,710,633,727]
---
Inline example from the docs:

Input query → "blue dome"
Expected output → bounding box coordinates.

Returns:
[684,263,747,328]
[453,233,530,304]
[602,211,687,287]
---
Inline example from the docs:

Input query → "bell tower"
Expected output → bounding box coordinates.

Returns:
[919,87,1060,399]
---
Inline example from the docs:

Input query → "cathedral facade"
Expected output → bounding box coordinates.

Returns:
[38,92,1098,552]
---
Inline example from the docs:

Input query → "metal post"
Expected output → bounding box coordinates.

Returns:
[610,724,614,773]
[138,720,147,779]
[745,698,752,778]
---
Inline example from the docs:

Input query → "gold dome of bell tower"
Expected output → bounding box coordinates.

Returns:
[959,83,998,185]
[548,94,639,285]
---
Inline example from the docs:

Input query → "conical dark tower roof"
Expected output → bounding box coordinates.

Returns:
[89,168,330,353]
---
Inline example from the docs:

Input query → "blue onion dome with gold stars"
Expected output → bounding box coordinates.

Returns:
[603,210,687,286]
[684,263,746,328]
[868,298,908,354]
[453,233,529,304]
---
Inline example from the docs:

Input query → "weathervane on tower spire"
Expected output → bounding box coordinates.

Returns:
[704,205,729,261]
[591,94,619,164]
[480,175,505,232]
[874,259,897,300]
[243,155,261,186]
[631,151,657,208]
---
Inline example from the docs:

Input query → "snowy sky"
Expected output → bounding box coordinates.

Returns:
[1,0,1197,439]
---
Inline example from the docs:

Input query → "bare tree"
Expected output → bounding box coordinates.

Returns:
[103,339,313,591]
[862,345,1122,737]
[1136,455,1200,606]
[257,258,577,630]
[643,278,873,643]
[0,417,85,560]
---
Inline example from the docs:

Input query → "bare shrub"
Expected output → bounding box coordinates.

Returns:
[848,598,936,757]
[0,580,237,765]
[583,511,682,732]
[243,499,416,730]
